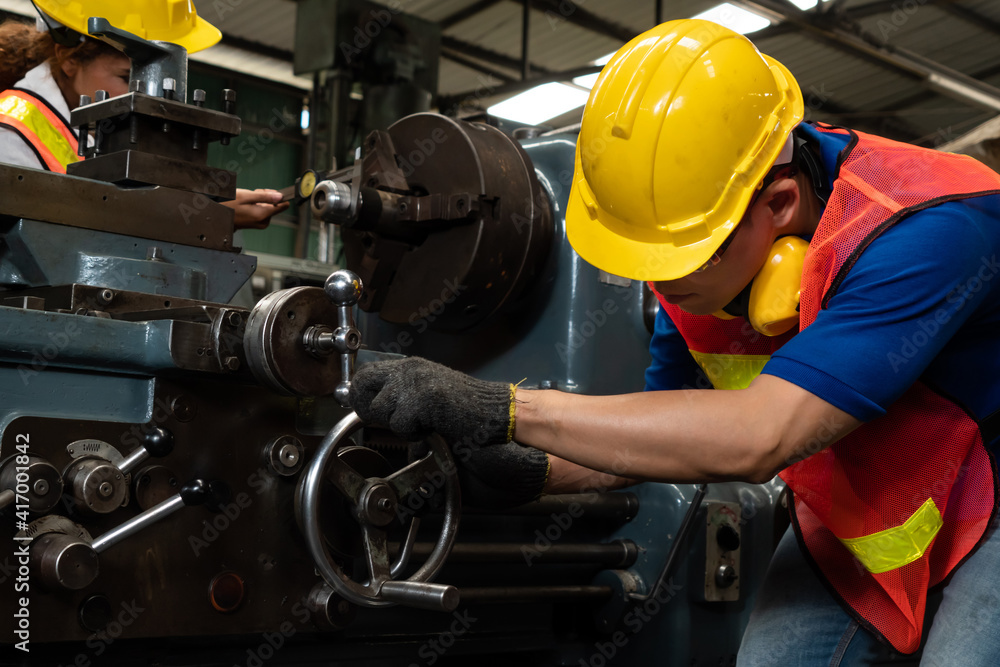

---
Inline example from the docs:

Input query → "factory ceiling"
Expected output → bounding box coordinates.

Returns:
[1,0,999,147]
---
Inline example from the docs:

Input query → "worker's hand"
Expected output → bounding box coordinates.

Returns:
[223,188,290,230]
[453,441,549,509]
[349,356,515,445]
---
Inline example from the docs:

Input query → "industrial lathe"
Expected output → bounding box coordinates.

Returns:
[0,19,786,667]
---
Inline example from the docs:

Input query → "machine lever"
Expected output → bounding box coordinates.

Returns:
[311,270,364,407]
[90,479,207,553]
[30,480,209,591]
[117,427,175,477]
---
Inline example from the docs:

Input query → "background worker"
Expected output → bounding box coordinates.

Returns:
[0,1,288,229]
[349,19,1000,666]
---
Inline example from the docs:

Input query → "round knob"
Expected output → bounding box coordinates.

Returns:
[143,427,175,458]
[324,270,363,306]
[715,565,738,589]
[716,525,741,552]
[66,458,127,514]
[0,456,63,513]
[31,533,99,591]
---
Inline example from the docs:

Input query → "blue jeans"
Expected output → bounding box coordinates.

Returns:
[737,517,1000,666]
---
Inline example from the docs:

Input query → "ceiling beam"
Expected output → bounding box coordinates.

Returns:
[439,0,507,29]
[440,35,554,77]
[531,0,636,44]
[440,47,515,84]
[733,0,1000,113]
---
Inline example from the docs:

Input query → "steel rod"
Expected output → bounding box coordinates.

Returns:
[460,585,613,604]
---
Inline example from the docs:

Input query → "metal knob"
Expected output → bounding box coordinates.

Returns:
[30,479,209,591]
[300,270,364,407]
[117,427,175,477]
[0,455,63,513]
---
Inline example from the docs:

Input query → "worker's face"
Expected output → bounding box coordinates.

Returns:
[62,53,131,108]
[652,181,797,315]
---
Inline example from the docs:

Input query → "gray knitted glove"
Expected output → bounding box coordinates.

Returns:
[453,441,550,509]
[349,356,516,445]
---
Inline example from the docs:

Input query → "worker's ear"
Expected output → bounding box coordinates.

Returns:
[758,177,800,233]
[54,45,80,78]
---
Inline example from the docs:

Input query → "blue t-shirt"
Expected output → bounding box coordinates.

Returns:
[645,123,1000,447]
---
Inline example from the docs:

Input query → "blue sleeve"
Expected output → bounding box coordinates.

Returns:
[762,198,1000,421]
[645,306,708,391]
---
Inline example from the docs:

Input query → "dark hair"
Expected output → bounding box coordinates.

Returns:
[0,18,123,92]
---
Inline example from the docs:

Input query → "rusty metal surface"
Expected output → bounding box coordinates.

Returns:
[0,165,235,252]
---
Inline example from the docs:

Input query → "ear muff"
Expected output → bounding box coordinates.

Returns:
[710,236,808,335]
[747,236,808,336]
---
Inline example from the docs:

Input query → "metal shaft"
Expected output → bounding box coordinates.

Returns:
[90,493,185,553]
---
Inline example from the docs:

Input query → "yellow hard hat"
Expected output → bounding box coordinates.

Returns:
[33,0,222,54]
[566,19,804,281]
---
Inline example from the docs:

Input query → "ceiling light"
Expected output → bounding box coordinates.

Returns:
[692,3,771,34]
[488,82,591,125]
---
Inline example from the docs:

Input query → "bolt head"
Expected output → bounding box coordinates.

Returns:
[324,271,363,306]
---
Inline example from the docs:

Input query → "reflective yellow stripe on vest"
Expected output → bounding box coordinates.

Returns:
[688,350,772,390]
[839,498,944,574]
[0,94,80,170]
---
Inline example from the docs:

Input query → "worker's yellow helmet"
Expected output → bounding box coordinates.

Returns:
[33,0,222,54]
[566,19,804,281]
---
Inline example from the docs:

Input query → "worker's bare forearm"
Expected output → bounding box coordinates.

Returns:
[543,455,638,494]
[514,375,860,484]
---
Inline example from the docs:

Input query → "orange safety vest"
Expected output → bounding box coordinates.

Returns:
[0,88,81,172]
[655,124,1000,653]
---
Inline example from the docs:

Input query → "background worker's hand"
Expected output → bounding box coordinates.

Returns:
[223,188,290,230]
[349,356,515,445]
[453,441,550,509]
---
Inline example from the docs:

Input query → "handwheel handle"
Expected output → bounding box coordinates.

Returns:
[380,581,459,611]
[297,411,461,610]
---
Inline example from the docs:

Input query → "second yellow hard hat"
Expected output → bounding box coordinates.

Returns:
[34,0,222,53]
[566,19,804,281]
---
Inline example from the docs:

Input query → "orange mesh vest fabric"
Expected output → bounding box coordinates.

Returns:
[657,124,1000,653]
[0,89,80,172]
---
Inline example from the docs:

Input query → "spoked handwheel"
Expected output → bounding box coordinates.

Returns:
[296,411,461,611]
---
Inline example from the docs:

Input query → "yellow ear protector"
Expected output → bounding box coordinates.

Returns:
[710,132,828,337]
[711,236,808,336]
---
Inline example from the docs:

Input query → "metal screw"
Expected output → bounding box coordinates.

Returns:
[227,312,243,327]
[98,482,114,498]
[95,90,108,102]
[147,246,164,261]
[193,89,206,107]
[97,289,114,306]
[377,498,392,511]
[79,94,92,107]
[278,444,299,467]
[32,479,49,496]
[223,356,241,371]
[162,78,176,101]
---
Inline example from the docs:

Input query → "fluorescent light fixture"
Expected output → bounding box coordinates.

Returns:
[788,0,834,9]
[572,51,617,89]
[692,3,771,34]
[488,82,591,125]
